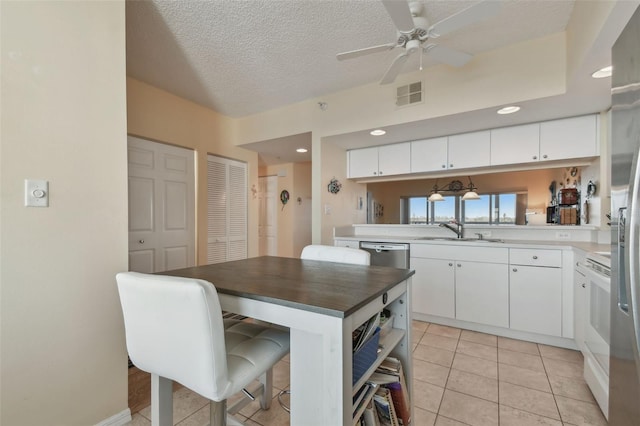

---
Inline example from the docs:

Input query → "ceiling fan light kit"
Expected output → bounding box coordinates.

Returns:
[336,0,501,85]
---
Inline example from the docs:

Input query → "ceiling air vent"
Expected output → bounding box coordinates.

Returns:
[396,81,422,107]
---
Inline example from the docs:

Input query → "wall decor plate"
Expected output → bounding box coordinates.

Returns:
[328,178,342,194]
[280,190,289,210]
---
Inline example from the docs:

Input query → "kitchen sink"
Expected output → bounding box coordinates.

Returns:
[418,237,504,243]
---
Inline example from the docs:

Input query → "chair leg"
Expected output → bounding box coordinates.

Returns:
[259,368,273,410]
[210,399,227,426]
[151,374,173,426]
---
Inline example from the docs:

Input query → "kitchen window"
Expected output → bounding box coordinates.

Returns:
[401,192,522,224]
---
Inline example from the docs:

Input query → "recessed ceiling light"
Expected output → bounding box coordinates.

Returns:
[592,66,612,79]
[296,148,308,153]
[370,129,386,136]
[497,106,521,115]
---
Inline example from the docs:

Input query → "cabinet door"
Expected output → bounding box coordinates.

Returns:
[378,142,411,176]
[411,257,455,318]
[348,147,379,178]
[490,123,540,166]
[539,115,598,161]
[448,130,491,170]
[510,265,562,336]
[455,261,509,327]
[574,267,587,351]
[411,137,448,173]
[334,239,359,249]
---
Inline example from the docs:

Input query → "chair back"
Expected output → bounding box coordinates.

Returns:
[300,244,370,265]
[116,272,230,400]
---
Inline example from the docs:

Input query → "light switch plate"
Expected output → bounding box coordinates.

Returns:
[25,179,49,207]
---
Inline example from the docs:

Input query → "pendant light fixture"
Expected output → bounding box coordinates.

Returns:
[429,176,480,201]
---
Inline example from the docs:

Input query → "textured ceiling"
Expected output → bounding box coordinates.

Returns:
[126,0,575,118]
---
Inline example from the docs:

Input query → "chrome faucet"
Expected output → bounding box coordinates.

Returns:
[439,220,464,239]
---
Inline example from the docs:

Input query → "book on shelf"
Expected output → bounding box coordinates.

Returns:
[353,382,378,417]
[363,399,381,426]
[368,371,400,385]
[373,387,399,426]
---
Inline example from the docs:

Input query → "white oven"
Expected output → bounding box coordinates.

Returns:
[577,252,610,419]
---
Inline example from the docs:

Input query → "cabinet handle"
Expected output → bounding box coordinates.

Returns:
[139,239,145,244]
[582,283,586,288]
[379,171,383,175]
[450,164,454,168]
[373,171,377,175]
[533,255,538,259]
[457,263,462,267]
[533,156,537,160]
[513,268,518,272]
[543,154,548,159]
[449,262,453,266]
[442,164,446,168]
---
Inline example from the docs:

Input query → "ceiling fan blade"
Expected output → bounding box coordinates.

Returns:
[428,1,501,38]
[336,43,397,61]
[381,0,415,32]
[425,44,472,67]
[380,52,410,85]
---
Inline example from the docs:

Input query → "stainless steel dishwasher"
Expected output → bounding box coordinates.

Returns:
[360,242,410,268]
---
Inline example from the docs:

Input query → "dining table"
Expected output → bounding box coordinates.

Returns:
[161,255,414,425]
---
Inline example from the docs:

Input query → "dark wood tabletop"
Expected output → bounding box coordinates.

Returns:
[161,256,414,318]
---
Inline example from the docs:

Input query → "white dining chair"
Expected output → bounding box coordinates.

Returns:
[300,244,370,265]
[116,272,290,426]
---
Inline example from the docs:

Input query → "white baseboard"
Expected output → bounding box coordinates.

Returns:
[95,408,132,426]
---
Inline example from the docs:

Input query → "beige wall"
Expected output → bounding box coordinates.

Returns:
[293,162,313,256]
[127,78,260,262]
[320,142,367,244]
[1,2,129,424]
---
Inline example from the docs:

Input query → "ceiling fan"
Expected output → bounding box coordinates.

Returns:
[337,0,501,85]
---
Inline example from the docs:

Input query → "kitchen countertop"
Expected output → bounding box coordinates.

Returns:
[334,235,610,254]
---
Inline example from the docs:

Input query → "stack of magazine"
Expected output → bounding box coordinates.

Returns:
[352,313,380,353]
[355,357,411,426]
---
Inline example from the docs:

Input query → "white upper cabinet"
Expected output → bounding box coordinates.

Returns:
[347,114,599,179]
[540,115,598,161]
[348,147,379,178]
[378,142,411,176]
[448,130,491,170]
[411,137,448,173]
[490,123,540,166]
[348,143,411,178]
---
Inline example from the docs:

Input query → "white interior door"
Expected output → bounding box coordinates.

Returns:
[259,176,278,256]
[128,136,196,273]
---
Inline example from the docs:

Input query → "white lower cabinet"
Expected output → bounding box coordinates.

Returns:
[574,254,588,351]
[411,244,509,327]
[411,257,455,318]
[509,248,563,337]
[456,261,509,328]
[510,265,562,336]
[334,239,359,249]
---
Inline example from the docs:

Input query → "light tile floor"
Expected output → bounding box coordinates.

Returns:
[126,320,608,426]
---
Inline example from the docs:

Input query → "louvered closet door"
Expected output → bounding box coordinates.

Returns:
[207,155,247,264]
